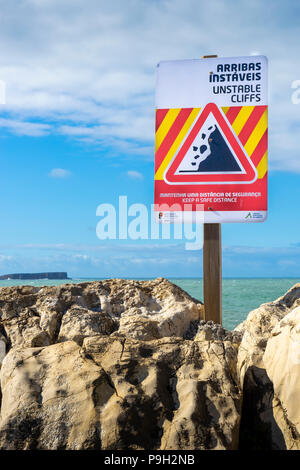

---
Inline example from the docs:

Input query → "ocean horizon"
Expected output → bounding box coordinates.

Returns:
[0,276,298,331]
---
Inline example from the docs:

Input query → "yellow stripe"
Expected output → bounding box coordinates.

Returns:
[244,110,268,157]
[231,106,255,135]
[256,151,268,179]
[222,106,229,115]
[155,108,181,152]
[155,108,201,180]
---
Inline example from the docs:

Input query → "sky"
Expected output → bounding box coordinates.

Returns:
[0,0,299,278]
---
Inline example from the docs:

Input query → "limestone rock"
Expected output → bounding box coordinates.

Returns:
[236,283,300,450]
[0,332,241,450]
[236,283,300,386]
[1,278,299,450]
[263,306,300,447]
[0,278,204,351]
[0,334,6,367]
[57,306,117,345]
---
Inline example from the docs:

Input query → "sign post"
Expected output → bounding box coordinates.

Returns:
[202,55,222,325]
[154,55,268,325]
[203,223,222,324]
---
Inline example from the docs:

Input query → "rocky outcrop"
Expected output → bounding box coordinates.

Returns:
[0,279,203,354]
[0,278,243,450]
[0,278,299,450]
[0,272,68,280]
[236,283,300,450]
[263,306,300,449]
[0,333,241,450]
[0,335,5,367]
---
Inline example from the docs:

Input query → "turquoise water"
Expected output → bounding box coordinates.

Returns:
[171,278,298,330]
[0,277,298,330]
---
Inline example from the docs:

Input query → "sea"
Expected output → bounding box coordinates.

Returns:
[0,277,298,331]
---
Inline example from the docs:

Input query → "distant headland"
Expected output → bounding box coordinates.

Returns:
[0,272,69,280]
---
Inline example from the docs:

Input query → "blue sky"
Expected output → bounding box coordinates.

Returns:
[0,0,299,278]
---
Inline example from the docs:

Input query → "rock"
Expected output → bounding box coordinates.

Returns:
[0,272,68,281]
[1,278,299,450]
[236,283,300,450]
[0,331,241,450]
[0,335,6,367]
[57,306,117,345]
[263,306,300,448]
[236,283,300,385]
[0,278,204,351]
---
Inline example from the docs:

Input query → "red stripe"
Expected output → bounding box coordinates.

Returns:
[238,106,267,145]
[155,109,169,132]
[225,106,242,124]
[155,108,193,172]
[260,171,268,181]
[250,129,268,167]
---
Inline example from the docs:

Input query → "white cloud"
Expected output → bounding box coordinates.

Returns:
[0,0,299,170]
[49,168,71,179]
[0,255,13,263]
[72,254,90,261]
[0,242,299,278]
[0,117,50,136]
[127,170,143,180]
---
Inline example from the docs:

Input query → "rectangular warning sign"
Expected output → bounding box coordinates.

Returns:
[154,55,268,223]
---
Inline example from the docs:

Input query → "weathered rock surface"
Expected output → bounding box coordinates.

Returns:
[0,333,241,450]
[0,278,241,450]
[263,306,300,448]
[0,278,204,353]
[236,283,300,450]
[0,335,5,367]
[0,278,299,450]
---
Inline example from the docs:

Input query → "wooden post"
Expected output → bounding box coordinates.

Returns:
[202,54,222,325]
[203,224,222,324]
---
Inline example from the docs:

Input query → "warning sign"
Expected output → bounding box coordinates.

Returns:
[154,56,268,223]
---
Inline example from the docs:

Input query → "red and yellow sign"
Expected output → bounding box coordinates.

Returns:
[155,104,267,182]
[154,56,268,223]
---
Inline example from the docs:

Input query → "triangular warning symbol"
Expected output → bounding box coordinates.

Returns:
[164,103,257,185]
